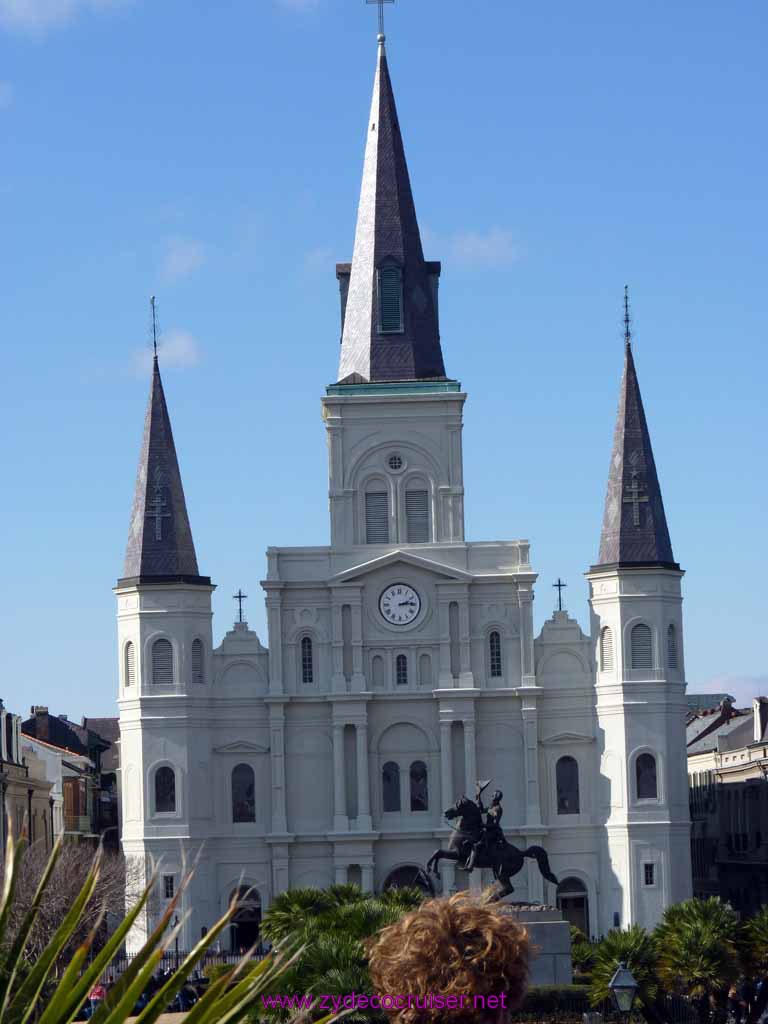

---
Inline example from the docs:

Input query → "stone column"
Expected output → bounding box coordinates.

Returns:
[442,861,457,894]
[351,599,366,692]
[271,844,290,900]
[437,596,452,688]
[356,722,372,830]
[265,588,284,695]
[334,862,348,885]
[333,723,348,832]
[361,862,375,893]
[463,719,477,796]
[521,693,542,828]
[269,703,288,833]
[459,596,474,688]
[440,721,453,808]
[330,600,346,694]
[518,585,536,687]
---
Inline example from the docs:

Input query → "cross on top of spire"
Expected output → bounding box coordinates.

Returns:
[366,0,395,37]
[624,285,632,347]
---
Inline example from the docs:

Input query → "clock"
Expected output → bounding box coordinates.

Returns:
[379,583,421,626]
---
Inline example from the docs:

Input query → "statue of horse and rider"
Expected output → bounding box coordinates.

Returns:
[426,781,559,901]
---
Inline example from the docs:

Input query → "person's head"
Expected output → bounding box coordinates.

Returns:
[491,790,503,805]
[366,890,529,1024]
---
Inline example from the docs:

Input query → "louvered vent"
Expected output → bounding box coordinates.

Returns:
[405,489,429,543]
[667,625,679,669]
[365,491,390,544]
[152,639,173,686]
[378,264,404,333]
[124,641,136,687]
[191,638,204,685]
[600,627,614,672]
[631,624,653,671]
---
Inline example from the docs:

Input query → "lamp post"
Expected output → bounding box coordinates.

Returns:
[608,962,638,1023]
[172,915,180,971]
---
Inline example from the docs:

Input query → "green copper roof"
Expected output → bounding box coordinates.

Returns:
[326,380,462,397]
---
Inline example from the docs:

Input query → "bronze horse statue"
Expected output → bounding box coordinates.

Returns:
[426,795,559,901]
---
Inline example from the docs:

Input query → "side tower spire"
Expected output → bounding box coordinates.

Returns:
[336,34,446,384]
[594,290,677,570]
[121,350,208,584]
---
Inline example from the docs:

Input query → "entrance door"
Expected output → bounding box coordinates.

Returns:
[556,877,590,936]
[229,887,261,952]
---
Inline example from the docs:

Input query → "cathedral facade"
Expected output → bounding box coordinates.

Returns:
[116,35,692,949]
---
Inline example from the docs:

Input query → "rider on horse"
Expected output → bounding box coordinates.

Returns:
[465,781,505,872]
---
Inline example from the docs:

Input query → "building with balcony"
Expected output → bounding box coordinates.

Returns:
[0,700,53,852]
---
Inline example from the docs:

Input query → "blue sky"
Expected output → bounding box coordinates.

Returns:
[1,0,765,719]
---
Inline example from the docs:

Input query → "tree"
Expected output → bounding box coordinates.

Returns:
[655,898,740,1024]
[258,884,424,1022]
[590,925,663,1024]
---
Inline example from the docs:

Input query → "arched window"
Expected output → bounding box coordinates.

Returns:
[191,638,204,685]
[382,762,401,812]
[600,627,614,672]
[301,637,314,684]
[152,639,173,686]
[556,877,589,936]
[418,653,432,687]
[405,488,430,543]
[124,641,136,687]
[232,764,256,823]
[410,761,428,812]
[667,625,679,670]
[631,624,653,671]
[154,766,176,813]
[378,263,404,333]
[556,756,580,814]
[636,753,658,800]
[489,631,502,678]
[365,487,390,544]
[396,654,408,686]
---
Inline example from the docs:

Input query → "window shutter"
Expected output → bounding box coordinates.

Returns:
[125,642,136,687]
[405,490,429,543]
[191,638,204,685]
[152,639,173,686]
[631,624,653,671]
[667,625,679,669]
[379,265,403,333]
[600,627,614,672]
[365,491,389,544]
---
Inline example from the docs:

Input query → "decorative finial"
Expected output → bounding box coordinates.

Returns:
[233,589,248,625]
[623,285,632,348]
[150,295,159,360]
[366,0,394,38]
[553,578,567,613]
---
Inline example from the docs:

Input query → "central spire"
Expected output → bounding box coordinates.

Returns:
[336,36,447,384]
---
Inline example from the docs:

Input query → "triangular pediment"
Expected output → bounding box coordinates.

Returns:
[331,549,473,584]
[213,741,270,755]
[541,732,595,746]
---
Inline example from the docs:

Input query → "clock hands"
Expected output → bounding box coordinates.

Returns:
[399,600,416,607]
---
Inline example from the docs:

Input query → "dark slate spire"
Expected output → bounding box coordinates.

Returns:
[336,35,447,384]
[120,356,209,586]
[595,331,678,571]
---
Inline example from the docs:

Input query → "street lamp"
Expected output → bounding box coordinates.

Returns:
[608,962,638,1022]
[172,915,180,970]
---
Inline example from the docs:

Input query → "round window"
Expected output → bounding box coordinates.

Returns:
[387,453,404,472]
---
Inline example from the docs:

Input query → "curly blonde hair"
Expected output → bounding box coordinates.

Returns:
[366,890,529,1024]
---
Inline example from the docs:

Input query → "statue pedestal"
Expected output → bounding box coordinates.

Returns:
[499,901,573,986]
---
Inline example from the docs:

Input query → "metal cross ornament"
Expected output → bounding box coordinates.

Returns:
[366,0,395,35]
[553,578,567,612]
[233,589,248,623]
[146,465,171,541]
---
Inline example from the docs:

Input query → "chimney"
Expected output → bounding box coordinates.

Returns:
[754,697,768,743]
[32,706,49,742]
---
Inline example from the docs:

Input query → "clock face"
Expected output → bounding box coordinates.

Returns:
[379,583,421,626]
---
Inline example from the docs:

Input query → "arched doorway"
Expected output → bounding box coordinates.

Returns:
[229,886,261,952]
[556,877,589,936]
[383,865,432,894]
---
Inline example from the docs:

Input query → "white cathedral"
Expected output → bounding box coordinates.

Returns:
[116,33,692,949]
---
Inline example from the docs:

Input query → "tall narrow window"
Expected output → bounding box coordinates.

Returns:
[365,491,390,544]
[124,641,136,687]
[489,632,502,678]
[396,654,408,686]
[378,264,404,333]
[382,762,401,812]
[152,639,173,686]
[418,653,432,687]
[405,489,429,543]
[631,624,653,671]
[232,764,256,823]
[667,625,679,670]
[410,761,429,812]
[155,766,176,813]
[301,637,314,684]
[636,753,658,800]
[191,638,204,685]
[556,756,580,814]
[600,627,614,672]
